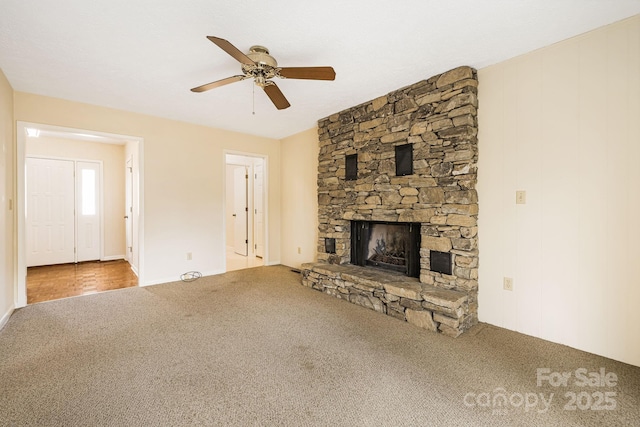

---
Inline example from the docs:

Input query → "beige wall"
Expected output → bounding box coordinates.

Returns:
[280,128,319,268]
[26,136,126,259]
[0,70,14,326]
[14,92,281,285]
[477,16,640,366]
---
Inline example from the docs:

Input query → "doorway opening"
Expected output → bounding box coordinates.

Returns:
[17,122,144,306]
[225,153,266,272]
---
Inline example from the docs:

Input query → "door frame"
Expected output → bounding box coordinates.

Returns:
[16,121,145,308]
[253,161,265,258]
[125,155,134,264]
[223,151,269,271]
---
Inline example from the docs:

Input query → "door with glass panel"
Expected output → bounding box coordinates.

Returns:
[26,157,101,266]
[76,161,101,262]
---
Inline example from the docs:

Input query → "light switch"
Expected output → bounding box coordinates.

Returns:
[516,190,526,205]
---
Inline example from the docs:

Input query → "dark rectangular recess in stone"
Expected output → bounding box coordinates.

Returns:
[395,144,413,176]
[345,154,358,180]
[430,250,452,275]
[351,220,420,278]
[325,238,336,254]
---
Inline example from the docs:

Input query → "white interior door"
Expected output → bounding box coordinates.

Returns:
[125,156,133,263]
[233,166,248,256]
[76,161,101,262]
[26,158,75,267]
[253,161,265,258]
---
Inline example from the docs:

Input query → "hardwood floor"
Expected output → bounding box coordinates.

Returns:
[226,246,264,272]
[27,260,138,304]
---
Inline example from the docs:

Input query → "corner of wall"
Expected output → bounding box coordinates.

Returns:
[0,304,15,331]
[0,68,16,319]
[280,127,320,269]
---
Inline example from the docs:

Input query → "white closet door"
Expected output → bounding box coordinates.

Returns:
[233,166,248,256]
[26,158,75,267]
[76,161,101,262]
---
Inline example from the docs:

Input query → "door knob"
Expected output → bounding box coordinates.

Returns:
[124,215,129,219]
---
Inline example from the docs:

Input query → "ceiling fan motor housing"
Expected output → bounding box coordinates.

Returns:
[241,46,279,86]
[247,46,277,67]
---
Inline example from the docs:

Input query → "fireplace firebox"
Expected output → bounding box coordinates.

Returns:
[351,221,420,277]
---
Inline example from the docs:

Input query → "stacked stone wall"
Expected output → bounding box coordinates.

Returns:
[311,66,479,333]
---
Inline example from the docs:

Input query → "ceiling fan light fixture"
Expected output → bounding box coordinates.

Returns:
[254,75,267,88]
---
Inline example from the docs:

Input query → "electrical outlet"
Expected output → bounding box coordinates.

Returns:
[186,252,192,261]
[516,190,526,204]
[503,277,513,291]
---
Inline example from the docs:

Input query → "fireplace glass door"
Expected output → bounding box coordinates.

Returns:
[351,221,420,277]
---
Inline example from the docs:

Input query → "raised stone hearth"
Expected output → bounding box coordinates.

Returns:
[302,263,469,337]
[302,65,479,336]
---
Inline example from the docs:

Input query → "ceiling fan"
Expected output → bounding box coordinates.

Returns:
[190,36,336,110]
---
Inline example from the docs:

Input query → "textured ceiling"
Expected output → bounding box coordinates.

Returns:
[1,1,639,139]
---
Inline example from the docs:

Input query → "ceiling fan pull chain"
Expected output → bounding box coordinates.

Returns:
[252,83,255,115]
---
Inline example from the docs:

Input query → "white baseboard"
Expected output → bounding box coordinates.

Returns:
[200,269,226,278]
[101,255,125,261]
[0,304,15,331]
[142,269,225,287]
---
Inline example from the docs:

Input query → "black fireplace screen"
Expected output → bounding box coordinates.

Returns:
[351,221,420,277]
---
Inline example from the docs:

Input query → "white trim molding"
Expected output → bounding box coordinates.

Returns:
[0,305,15,331]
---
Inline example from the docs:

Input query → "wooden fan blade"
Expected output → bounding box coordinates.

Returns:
[263,83,291,110]
[191,75,246,92]
[206,36,255,65]
[278,66,336,80]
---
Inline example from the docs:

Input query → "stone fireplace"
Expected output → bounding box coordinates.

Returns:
[302,66,479,337]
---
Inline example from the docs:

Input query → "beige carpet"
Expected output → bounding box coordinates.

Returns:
[1,265,638,426]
